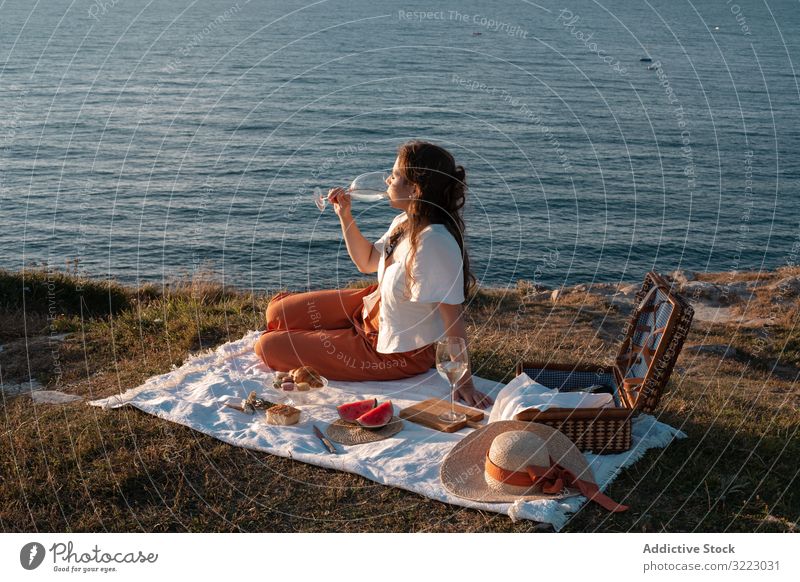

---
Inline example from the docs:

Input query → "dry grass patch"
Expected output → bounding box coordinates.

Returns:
[1,269,797,532]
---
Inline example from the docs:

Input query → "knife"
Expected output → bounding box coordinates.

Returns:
[313,424,338,454]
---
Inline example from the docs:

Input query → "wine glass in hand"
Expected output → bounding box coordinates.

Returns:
[436,337,469,423]
[327,187,351,219]
[313,171,389,211]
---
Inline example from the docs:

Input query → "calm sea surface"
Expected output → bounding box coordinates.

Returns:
[1,0,798,292]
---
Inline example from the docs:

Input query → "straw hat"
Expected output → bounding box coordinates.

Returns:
[440,421,629,512]
[326,417,404,446]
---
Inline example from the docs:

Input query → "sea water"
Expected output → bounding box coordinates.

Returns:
[1,0,798,291]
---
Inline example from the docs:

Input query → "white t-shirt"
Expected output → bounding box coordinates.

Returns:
[362,212,465,354]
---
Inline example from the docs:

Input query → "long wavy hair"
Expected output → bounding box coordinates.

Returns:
[387,141,476,302]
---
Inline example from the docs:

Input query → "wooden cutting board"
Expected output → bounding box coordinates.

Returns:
[399,398,485,433]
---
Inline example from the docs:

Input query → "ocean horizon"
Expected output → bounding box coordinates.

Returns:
[1,0,798,292]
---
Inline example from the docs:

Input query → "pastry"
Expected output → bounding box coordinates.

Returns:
[272,372,289,389]
[266,404,301,425]
[292,365,324,388]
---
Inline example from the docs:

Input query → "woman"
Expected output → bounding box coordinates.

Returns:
[254,141,492,409]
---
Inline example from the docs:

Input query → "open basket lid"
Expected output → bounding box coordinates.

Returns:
[613,272,695,413]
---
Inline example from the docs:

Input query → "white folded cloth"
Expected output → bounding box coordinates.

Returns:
[488,373,614,423]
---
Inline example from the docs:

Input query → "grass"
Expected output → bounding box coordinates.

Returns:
[0,267,798,532]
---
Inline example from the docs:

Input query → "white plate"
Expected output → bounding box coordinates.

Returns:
[271,374,328,391]
[269,374,329,406]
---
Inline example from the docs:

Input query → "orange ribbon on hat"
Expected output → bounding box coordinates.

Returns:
[484,453,629,513]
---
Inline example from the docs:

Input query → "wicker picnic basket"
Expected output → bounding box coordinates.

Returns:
[513,271,694,454]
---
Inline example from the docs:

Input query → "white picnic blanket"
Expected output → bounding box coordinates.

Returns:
[89,330,686,531]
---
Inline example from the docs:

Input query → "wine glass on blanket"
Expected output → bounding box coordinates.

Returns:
[436,337,469,423]
[313,171,389,211]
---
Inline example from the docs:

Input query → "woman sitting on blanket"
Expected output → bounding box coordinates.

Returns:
[254,140,493,409]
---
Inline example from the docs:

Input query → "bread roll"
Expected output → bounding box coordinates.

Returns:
[292,365,324,388]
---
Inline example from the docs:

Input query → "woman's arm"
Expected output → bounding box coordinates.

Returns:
[437,302,494,409]
[339,215,380,273]
[328,187,380,273]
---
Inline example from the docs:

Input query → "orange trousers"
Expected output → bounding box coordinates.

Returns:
[254,283,437,381]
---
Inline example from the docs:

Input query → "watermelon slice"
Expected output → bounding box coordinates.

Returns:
[337,398,378,423]
[356,401,394,428]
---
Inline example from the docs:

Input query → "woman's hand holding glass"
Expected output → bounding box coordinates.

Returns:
[327,187,352,219]
[315,172,389,213]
